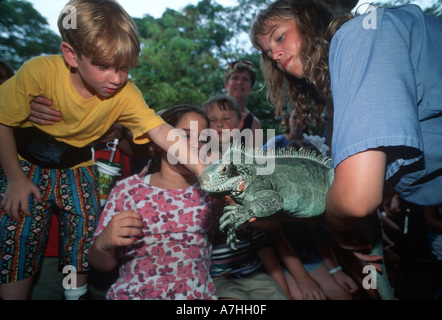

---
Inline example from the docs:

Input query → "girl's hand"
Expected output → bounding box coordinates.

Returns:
[94,210,144,251]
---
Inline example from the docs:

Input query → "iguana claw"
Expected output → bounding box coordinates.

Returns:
[226,226,239,250]
[219,204,250,233]
[219,207,236,231]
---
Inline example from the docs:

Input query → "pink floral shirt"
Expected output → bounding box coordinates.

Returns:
[93,174,217,300]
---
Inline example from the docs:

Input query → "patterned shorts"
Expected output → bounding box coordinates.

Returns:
[0,161,100,283]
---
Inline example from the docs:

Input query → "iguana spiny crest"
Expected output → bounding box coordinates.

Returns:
[199,142,334,249]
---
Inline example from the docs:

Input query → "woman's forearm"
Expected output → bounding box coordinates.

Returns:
[325,150,387,231]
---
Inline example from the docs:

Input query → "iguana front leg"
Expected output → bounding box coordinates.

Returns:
[219,190,285,231]
[219,190,285,249]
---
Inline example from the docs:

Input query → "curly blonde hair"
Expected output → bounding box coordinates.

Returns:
[250,0,352,126]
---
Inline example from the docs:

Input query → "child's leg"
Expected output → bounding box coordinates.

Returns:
[54,166,100,299]
[0,277,34,300]
[0,162,53,299]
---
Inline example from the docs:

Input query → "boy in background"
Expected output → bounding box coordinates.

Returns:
[203,95,289,299]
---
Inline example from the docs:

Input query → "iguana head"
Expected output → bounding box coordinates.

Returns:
[199,144,257,198]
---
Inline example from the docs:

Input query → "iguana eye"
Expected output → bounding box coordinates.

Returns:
[218,164,229,175]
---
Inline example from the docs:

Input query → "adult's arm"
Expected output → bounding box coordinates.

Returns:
[28,96,61,125]
[325,149,386,231]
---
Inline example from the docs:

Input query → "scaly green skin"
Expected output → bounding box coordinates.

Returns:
[199,144,395,300]
[200,145,334,243]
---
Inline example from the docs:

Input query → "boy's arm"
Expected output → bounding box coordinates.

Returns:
[147,123,206,177]
[0,124,41,220]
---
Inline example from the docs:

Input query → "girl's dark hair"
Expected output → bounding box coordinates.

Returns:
[147,104,208,174]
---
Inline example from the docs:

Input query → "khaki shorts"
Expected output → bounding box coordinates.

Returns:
[213,270,288,300]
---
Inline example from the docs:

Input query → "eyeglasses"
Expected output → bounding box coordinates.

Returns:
[228,60,254,69]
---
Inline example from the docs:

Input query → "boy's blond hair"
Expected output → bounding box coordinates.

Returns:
[58,0,140,70]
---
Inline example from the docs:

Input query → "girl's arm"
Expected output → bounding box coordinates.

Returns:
[88,210,143,272]
[308,222,358,294]
[0,124,41,220]
[258,245,293,299]
[309,221,340,272]
[271,228,326,300]
[147,123,206,178]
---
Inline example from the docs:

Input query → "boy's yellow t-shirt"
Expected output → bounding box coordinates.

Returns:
[0,55,164,148]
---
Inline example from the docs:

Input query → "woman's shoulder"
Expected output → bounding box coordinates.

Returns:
[334,4,425,41]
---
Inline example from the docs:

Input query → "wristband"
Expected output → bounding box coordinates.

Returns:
[328,266,342,275]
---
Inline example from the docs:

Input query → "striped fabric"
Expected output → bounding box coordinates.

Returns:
[211,227,271,278]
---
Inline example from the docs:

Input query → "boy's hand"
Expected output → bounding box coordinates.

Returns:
[28,96,61,125]
[1,177,41,221]
[95,210,144,251]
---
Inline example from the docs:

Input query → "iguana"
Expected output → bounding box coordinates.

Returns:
[199,143,395,300]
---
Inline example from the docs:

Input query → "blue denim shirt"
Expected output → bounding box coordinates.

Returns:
[329,5,442,206]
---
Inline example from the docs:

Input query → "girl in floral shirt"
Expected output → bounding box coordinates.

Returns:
[89,104,217,300]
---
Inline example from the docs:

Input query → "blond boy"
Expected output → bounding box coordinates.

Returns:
[0,0,203,300]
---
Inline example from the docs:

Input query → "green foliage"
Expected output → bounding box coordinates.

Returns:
[130,2,229,111]
[0,0,61,70]
[130,0,284,138]
[2,0,439,140]
[426,0,442,17]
